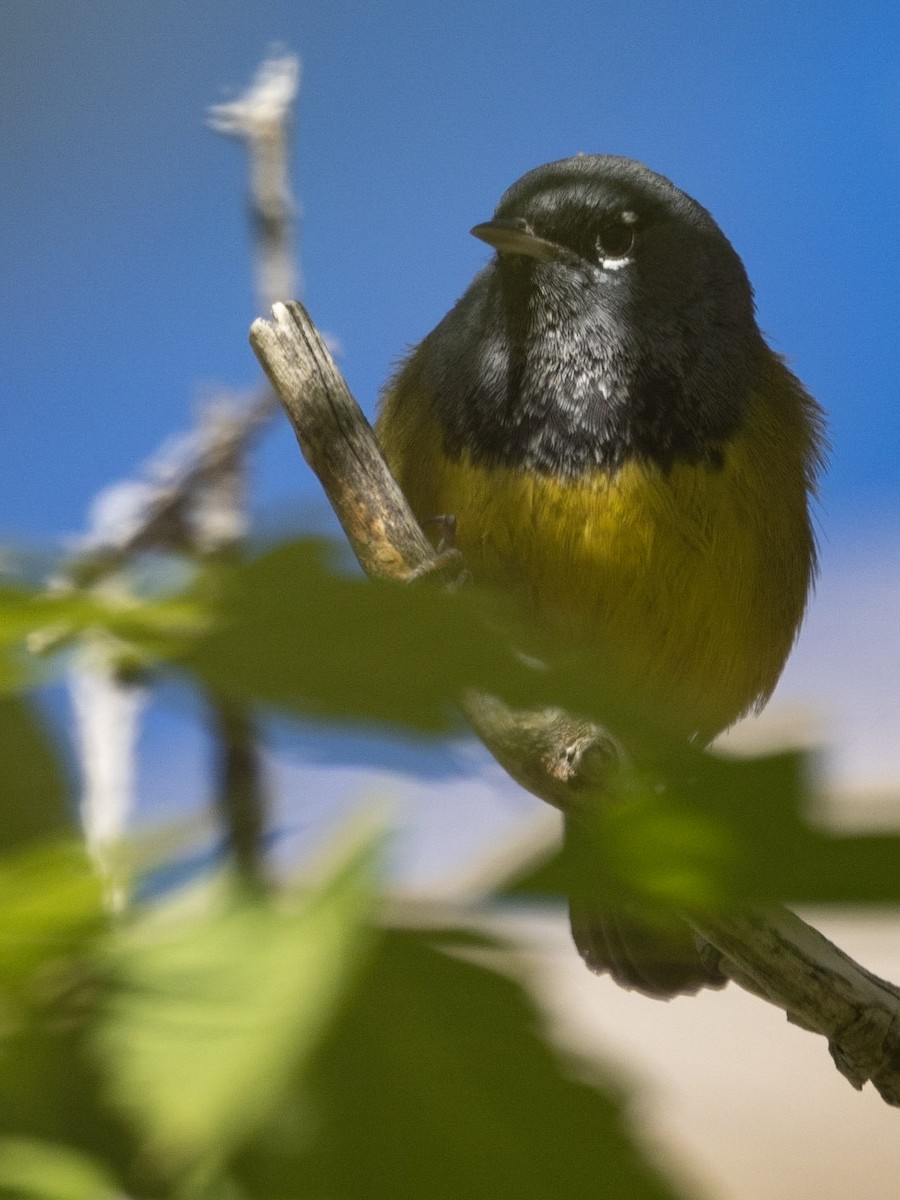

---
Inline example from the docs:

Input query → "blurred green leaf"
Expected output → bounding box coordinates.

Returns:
[0,587,66,646]
[184,539,689,746]
[0,698,74,851]
[507,748,900,908]
[95,827,383,1173]
[0,1139,118,1200]
[88,594,209,661]
[186,539,900,910]
[0,587,102,690]
[185,539,544,733]
[234,927,691,1200]
[0,578,207,691]
[680,749,900,904]
[0,849,130,1184]
[0,844,103,996]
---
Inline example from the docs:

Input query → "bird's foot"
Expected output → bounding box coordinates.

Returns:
[405,515,471,590]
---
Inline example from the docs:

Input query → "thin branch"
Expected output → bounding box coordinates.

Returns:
[209,53,301,311]
[688,906,900,1104]
[208,693,269,892]
[250,302,440,582]
[250,298,900,1108]
[67,52,307,899]
[69,642,146,913]
[70,394,273,583]
[64,391,274,902]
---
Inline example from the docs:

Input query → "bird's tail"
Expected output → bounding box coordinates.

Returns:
[568,900,728,998]
[565,803,728,998]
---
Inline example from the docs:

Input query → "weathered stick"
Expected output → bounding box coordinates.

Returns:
[250,301,439,582]
[250,298,900,1107]
[69,55,310,901]
[209,53,303,315]
[689,906,900,1104]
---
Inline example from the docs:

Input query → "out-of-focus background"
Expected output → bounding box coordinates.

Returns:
[3,3,900,1196]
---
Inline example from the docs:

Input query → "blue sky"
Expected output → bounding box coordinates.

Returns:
[3,1,900,841]
[3,0,900,545]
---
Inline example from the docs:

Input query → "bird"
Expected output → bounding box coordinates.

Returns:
[376,154,826,997]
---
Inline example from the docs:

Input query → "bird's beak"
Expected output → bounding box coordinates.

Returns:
[470,218,563,262]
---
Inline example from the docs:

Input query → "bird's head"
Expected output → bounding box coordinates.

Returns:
[418,155,766,473]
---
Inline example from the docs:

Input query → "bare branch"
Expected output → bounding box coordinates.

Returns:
[461,691,621,811]
[688,907,900,1105]
[207,693,269,893]
[209,53,301,311]
[69,642,146,913]
[250,302,439,582]
[71,392,273,581]
[249,297,900,1108]
[68,51,307,899]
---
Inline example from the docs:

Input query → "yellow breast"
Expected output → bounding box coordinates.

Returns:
[377,360,820,739]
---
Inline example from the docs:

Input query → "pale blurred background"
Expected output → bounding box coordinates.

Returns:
[4,3,900,1196]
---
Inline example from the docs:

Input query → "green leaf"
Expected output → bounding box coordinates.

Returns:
[0,847,129,1184]
[0,587,98,691]
[182,539,712,746]
[235,927,689,1200]
[186,538,900,910]
[0,587,65,646]
[0,698,74,852]
[679,749,900,905]
[86,593,209,661]
[0,844,103,995]
[506,748,900,908]
[0,577,208,691]
[185,539,547,733]
[0,1139,118,1200]
[94,827,383,1172]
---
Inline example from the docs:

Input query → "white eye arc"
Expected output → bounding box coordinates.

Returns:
[595,211,637,266]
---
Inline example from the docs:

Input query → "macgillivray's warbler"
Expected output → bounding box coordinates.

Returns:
[376,155,826,997]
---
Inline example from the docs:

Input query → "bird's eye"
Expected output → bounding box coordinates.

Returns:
[595,218,635,261]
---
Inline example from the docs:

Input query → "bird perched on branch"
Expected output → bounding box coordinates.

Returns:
[377,155,825,997]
